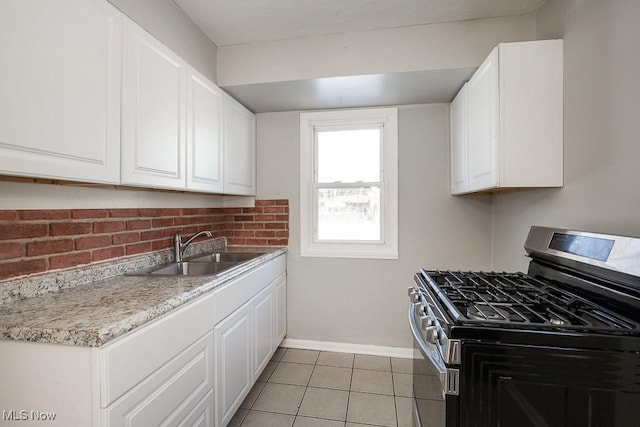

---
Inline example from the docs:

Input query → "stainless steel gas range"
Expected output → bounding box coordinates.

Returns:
[408,226,640,427]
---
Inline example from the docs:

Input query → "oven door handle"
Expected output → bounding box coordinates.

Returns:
[409,304,446,376]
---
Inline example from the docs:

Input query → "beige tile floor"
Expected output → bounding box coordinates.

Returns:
[229,347,429,427]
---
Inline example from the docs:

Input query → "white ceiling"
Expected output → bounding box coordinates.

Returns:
[174,0,546,47]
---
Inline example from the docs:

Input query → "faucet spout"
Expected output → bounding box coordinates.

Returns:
[174,230,212,262]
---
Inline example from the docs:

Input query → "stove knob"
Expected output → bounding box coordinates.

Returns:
[409,291,420,304]
[420,315,434,330]
[425,326,440,345]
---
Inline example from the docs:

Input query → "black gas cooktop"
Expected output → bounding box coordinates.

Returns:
[420,269,639,333]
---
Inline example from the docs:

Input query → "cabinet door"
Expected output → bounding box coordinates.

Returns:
[466,47,499,192]
[121,18,186,189]
[223,94,256,195]
[214,302,252,427]
[254,285,274,379]
[0,0,121,184]
[274,274,287,345]
[186,67,224,193]
[450,84,468,195]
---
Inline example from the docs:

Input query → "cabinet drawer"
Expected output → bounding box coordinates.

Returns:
[104,332,213,427]
[100,291,216,407]
[214,254,285,324]
[178,389,214,427]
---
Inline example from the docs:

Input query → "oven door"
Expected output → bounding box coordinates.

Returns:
[409,294,458,427]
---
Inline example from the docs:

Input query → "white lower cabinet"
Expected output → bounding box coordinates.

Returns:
[0,253,286,427]
[179,390,215,427]
[253,286,275,379]
[105,332,213,426]
[214,301,253,427]
[213,255,287,427]
[274,274,287,344]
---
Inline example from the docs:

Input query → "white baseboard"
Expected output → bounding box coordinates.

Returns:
[281,338,413,359]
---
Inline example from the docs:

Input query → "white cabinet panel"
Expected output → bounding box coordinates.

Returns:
[274,274,287,345]
[121,18,186,189]
[105,332,213,427]
[467,48,499,192]
[0,0,121,184]
[214,302,252,427]
[223,94,256,195]
[177,390,214,427]
[187,68,224,193]
[253,285,274,378]
[450,84,468,195]
[498,41,564,187]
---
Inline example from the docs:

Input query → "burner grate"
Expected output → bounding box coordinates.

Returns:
[421,269,639,332]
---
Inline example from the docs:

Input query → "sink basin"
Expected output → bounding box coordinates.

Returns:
[127,252,265,277]
[149,261,239,276]
[189,252,263,263]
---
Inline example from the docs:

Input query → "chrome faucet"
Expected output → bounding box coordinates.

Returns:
[174,230,212,263]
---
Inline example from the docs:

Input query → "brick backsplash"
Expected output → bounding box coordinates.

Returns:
[0,199,289,282]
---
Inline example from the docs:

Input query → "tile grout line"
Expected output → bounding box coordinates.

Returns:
[345,353,356,426]
[391,364,400,427]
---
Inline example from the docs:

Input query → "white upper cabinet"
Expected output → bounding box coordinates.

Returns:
[467,49,499,192]
[223,94,256,196]
[450,83,468,194]
[450,39,563,195]
[121,19,230,194]
[121,18,187,189]
[186,67,224,193]
[0,0,122,184]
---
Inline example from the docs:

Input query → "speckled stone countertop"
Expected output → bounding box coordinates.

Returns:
[0,246,285,347]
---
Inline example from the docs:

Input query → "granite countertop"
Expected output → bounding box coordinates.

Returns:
[0,247,285,347]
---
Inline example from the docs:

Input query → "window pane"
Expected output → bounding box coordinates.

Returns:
[317,187,380,241]
[316,128,380,183]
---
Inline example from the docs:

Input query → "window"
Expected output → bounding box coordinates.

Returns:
[300,108,398,259]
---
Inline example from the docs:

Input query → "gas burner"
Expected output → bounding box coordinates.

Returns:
[467,304,510,321]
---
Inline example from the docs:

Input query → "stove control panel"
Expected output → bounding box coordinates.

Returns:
[525,226,640,278]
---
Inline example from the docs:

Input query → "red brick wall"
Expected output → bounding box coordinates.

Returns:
[0,199,288,281]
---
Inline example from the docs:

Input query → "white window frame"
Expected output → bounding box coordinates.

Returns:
[300,108,398,259]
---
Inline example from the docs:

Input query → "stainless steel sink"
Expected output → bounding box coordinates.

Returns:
[149,261,239,276]
[188,252,263,263]
[127,251,265,277]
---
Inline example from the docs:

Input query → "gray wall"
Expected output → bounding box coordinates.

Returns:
[492,0,640,271]
[256,105,493,348]
[108,0,217,82]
